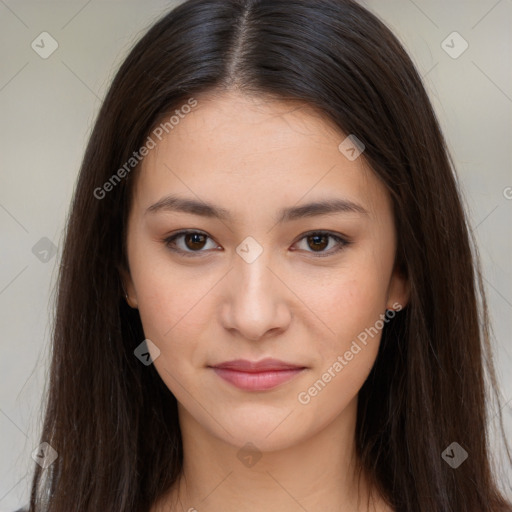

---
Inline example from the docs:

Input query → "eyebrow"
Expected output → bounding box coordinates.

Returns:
[145,194,368,222]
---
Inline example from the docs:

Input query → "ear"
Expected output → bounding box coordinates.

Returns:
[386,262,410,311]
[118,263,138,309]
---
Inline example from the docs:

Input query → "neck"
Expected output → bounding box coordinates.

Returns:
[153,397,390,512]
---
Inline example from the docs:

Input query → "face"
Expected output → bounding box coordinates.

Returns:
[122,90,409,452]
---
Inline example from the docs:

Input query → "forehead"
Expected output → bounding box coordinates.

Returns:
[156,91,348,160]
[131,90,389,220]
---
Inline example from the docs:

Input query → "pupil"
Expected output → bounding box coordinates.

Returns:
[308,234,327,251]
[186,233,206,250]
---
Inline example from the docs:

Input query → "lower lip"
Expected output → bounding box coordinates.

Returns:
[212,368,305,391]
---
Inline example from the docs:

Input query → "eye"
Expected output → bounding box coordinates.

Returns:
[292,230,350,257]
[163,230,220,257]
[163,229,350,258]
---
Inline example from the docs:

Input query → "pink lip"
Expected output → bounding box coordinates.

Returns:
[210,358,306,391]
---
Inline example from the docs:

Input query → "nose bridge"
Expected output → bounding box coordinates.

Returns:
[234,241,276,308]
[223,238,290,339]
[238,246,271,291]
[233,233,274,291]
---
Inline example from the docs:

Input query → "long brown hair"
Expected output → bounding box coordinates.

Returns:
[27,0,511,510]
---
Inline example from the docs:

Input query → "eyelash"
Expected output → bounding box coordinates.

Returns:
[162,230,350,258]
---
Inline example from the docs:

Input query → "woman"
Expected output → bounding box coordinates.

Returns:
[22,0,512,510]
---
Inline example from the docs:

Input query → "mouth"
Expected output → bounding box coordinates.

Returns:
[209,358,307,391]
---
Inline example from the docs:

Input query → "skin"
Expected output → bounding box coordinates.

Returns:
[121,90,409,512]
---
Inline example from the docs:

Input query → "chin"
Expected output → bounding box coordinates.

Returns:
[225,426,305,453]
[207,405,313,453]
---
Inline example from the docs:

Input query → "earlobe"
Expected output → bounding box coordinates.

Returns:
[123,289,138,309]
[118,265,138,309]
[387,264,410,311]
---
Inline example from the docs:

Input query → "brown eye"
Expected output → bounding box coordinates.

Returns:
[183,232,207,250]
[294,231,350,257]
[164,230,218,256]
[164,230,349,258]
[306,233,329,252]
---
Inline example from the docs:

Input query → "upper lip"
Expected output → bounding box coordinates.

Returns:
[210,358,305,373]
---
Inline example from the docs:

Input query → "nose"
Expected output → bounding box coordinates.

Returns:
[220,249,293,341]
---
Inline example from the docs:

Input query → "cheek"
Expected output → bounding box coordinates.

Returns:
[294,274,387,425]
[134,270,208,402]
[295,259,389,357]
[137,282,208,353]
[129,257,205,369]
[293,251,392,418]
[130,236,214,338]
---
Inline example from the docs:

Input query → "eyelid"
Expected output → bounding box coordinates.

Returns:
[163,229,219,257]
[163,229,351,257]
[292,230,350,257]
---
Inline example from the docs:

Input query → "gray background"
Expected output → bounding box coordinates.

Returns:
[1,0,511,509]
